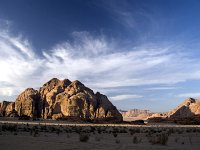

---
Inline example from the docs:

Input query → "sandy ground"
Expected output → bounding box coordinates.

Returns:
[0,119,200,150]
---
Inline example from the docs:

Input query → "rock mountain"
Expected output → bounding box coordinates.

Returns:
[0,78,122,122]
[167,98,200,118]
[119,98,200,124]
[148,98,200,124]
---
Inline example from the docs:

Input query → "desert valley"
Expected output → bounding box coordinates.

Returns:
[1,78,200,150]
[1,0,200,150]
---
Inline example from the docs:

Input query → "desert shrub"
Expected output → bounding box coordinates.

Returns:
[146,130,152,137]
[186,128,192,133]
[129,129,135,135]
[90,126,96,133]
[119,127,128,133]
[188,136,192,145]
[2,124,17,132]
[76,127,83,134]
[95,136,101,141]
[23,126,29,132]
[40,125,47,131]
[196,128,200,133]
[113,132,118,138]
[115,139,120,144]
[49,126,56,132]
[192,128,197,132]
[133,136,138,144]
[113,127,119,133]
[97,129,102,134]
[177,129,184,134]
[167,128,174,135]
[66,134,70,138]
[79,133,90,142]
[30,129,33,135]
[33,129,39,137]
[133,136,141,144]
[175,137,179,143]
[149,132,169,145]
[158,133,169,145]
[56,128,61,136]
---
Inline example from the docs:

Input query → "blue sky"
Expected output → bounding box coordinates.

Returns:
[0,0,200,112]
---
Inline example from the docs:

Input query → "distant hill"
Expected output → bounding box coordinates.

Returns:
[119,109,155,121]
[167,98,200,118]
[148,97,200,124]
[120,97,200,124]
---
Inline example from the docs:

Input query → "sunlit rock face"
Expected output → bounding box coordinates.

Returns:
[39,78,72,119]
[167,98,200,118]
[15,88,42,118]
[147,98,200,124]
[0,101,15,117]
[13,78,122,122]
[119,109,154,121]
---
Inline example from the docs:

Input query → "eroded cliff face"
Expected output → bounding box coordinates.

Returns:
[0,101,16,117]
[119,109,154,121]
[39,78,72,119]
[38,78,122,122]
[15,88,42,118]
[4,78,122,122]
[147,98,200,124]
[167,98,200,118]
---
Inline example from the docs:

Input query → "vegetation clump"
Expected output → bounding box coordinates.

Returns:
[79,133,90,142]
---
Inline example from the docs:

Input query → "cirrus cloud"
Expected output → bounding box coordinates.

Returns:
[110,94,143,101]
[1,27,200,103]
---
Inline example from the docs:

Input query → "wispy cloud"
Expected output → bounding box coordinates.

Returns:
[95,0,158,33]
[178,92,200,98]
[145,87,177,90]
[110,94,143,101]
[96,1,137,28]
[1,26,200,101]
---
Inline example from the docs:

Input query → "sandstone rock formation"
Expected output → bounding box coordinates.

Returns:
[15,88,41,118]
[39,78,71,119]
[119,109,154,121]
[38,78,122,122]
[0,101,16,117]
[147,98,200,124]
[3,78,122,122]
[167,98,200,118]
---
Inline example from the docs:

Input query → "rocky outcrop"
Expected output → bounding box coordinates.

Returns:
[38,78,122,122]
[0,101,16,117]
[167,98,200,118]
[147,98,200,124]
[7,78,122,122]
[15,88,41,118]
[119,109,154,121]
[39,78,72,119]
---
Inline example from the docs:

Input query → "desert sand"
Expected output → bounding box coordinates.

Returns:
[0,119,200,150]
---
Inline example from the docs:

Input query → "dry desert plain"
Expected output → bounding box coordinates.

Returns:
[0,118,200,150]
